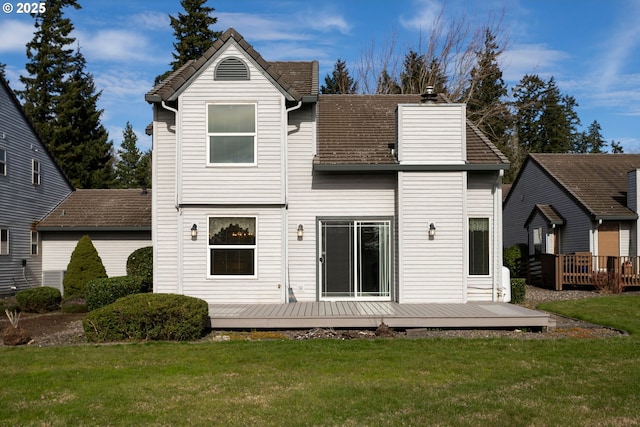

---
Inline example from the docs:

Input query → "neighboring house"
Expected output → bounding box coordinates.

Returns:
[503,153,640,288]
[145,28,510,305]
[36,189,152,293]
[0,77,73,295]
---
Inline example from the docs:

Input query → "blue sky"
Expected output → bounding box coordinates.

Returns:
[1,0,639,153]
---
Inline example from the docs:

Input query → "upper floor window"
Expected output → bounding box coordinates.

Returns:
[469,218,489,275]
[0,148,5,176]
[32,159,40,185]
[214,57,249,81]
[0,229,8,255]
[207,104,256,165]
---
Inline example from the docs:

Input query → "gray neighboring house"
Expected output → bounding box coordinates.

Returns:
[36,189,152,294]
[0,76,73,295]
[503,153,640,287]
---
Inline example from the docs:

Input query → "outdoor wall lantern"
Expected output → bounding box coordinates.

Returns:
[297,224,304,240]
[191,224,198,239]
[428,223,436,239]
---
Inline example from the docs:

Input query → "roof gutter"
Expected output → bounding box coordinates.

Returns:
[313,163,510,173]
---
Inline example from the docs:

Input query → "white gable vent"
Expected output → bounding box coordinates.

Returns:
[215,57,249,80]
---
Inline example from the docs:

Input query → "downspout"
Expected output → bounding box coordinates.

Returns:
[493,169,504,301]
[161,101,184,294]
[283,100,303,303]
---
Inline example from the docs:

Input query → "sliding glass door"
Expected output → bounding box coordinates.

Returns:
[320,219,391,300]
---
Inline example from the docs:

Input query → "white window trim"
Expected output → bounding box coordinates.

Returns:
[206,103,257,167]
[32,159,40,185]
[207,215,258,279]
[0,228,9,255]
[31,231,39,256]
[468,217,491,277]
[0,148,6,176]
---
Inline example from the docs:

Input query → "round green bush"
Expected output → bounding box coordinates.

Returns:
[510,278,526,304]
[16,287,62,313]
[83,293,209,342]
[126,246,153,291]
[86,276,148,311]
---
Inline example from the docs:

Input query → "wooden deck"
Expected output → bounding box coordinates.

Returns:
[208,301,554,330]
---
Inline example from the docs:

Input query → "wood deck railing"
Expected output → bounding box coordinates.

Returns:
[529,254,640,291]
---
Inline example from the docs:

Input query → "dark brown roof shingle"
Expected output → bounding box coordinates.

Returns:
[37,189,151,230]
[145,28,317,103]
[315,94,509,166]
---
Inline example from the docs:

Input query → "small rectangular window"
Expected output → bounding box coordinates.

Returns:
[0,229,9,255]
[31,231,39,255]
[0,148,6,176]
[32,159,40,185]
[207,104,256,164]
[469,218,489,275]
[533,227,543,255]
[208,217,257,276]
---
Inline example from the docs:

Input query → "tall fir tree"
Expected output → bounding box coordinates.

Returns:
[19,0,80,146]
[321,59,358,94]
[376,68,401,94]
[115,122,150,189]
[155,0,220,84]
[54,49,114,188]
[611,140,624,153]
[538,77,580,153]
[399,50,447,94]
[574,120,607,153]
[19,1,113,188]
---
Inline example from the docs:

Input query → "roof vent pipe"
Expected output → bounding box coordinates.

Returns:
[421,86,437,104]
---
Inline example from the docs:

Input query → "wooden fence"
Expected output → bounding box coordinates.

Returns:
[528,253,640,291]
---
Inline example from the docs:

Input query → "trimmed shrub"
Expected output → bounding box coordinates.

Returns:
[16,287,61,313]
[504,244,526,278]
[510,278,526,304]
[63,235,107,299]
[126,246,153,291]
[83,293,209,342]
[86,276,148,311]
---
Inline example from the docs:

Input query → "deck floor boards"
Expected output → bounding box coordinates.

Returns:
[208,301,553,329]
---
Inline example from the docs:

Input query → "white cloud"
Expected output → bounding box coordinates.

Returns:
[0,20,34,53]
[74,29,168,64]
[500,44,570,83]
[216,12,310,42]
[400,0,443,32]
[130,11,170,31]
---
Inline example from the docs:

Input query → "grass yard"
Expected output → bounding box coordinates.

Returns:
[1,296,639,426]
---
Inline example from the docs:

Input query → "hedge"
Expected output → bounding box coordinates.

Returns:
[510,278,526,304]
[85,276,149,311]
[15,287,61,313]
[126,246,153,291]
[83,293,209,342]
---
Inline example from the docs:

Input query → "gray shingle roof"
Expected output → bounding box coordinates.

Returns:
[37,189,151,230]
[529,153,640,220]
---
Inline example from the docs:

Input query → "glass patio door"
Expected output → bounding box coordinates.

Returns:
[320,220,391,300]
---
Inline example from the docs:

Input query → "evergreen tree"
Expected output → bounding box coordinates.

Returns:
[63,235,107,299]
[611,140,624,153]
[321,59,358,94]
[376,68,401,94]
[399,50,447,94]
[0,63,6,82]
[512,74,546,153]
[18,0,80,146]
[155,0,220,84]
[574,120,607,153]
[114,122,151,189]
[538,77,580,153]
[465,30,510,143]
[54,49,114,188]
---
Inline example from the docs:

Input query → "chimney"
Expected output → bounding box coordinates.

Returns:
[420,86,437,104]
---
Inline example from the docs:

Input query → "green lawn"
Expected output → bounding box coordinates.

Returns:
[1,297,639,426]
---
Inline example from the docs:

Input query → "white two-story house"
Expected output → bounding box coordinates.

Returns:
[145,28,510,306]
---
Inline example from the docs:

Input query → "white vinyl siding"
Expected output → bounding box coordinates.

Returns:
[398,171,466,303]
[178,43,285,205]
[41,231,151,277]
[397,104,466,165]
